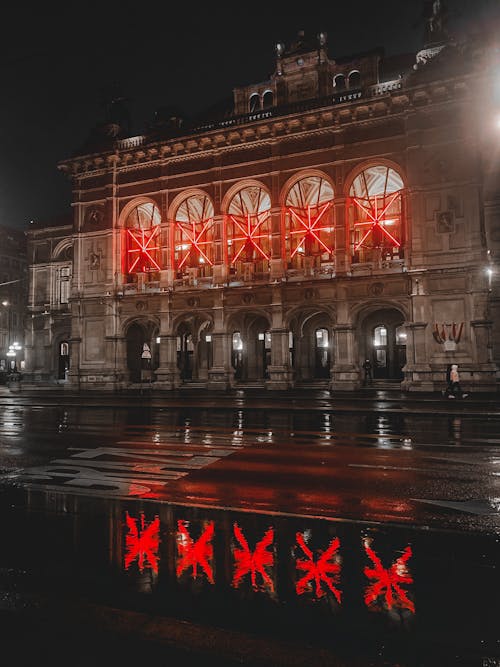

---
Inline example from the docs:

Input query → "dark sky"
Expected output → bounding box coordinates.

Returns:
[1,0,497,231]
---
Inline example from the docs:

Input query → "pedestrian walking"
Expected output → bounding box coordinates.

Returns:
[446,363,468,399]
[362,359,373,386]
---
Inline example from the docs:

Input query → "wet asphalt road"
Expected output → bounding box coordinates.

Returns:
[0,386,498,666]
[0,386,499,534]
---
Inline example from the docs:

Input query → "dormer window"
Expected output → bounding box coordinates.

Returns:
[262,91,274,109]
[249,93,260,113]
[334,74,346,91]
[348,70,361,89]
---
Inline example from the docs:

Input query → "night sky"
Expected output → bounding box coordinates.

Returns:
[1,0,497,232]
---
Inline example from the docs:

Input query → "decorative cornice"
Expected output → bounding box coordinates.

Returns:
[59,72,477,180]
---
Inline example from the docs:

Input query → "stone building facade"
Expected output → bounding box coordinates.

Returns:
[25,19,500,392]
[0,225,27,376]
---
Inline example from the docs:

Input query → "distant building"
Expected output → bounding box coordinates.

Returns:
[0,225,27,375]
[25,10,500,392]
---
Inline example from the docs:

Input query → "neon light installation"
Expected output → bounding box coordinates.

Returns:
[226,186,271,279]
[363,538,415,613]
[176,519,215,583]
[232,523,275,592]
[124,202,162,274]
[295,532,342,601]
[124,511,160,574]
[174,194,216,277]
[285,176,334,272]
[350,166,404,264]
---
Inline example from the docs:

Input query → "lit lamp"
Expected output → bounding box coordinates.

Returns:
[7,342,22,372]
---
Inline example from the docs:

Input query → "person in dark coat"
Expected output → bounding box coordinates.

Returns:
[362,359,373,386]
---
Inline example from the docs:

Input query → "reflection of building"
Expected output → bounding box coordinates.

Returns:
[25,21,499,392]
[0,225,27,374]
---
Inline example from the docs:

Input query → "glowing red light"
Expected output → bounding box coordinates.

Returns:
[287,203,333,258]
[363,539,415,613]
[176,519,215,583]
[353,193,401,250]
[176,217,215,269]
[124,512,160,574]
[126,227,161,273]
[232,523,275,592]
[295,532,342,601]
[228,212,271,263]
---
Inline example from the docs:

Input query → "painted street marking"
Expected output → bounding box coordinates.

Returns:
[0,444,236,499]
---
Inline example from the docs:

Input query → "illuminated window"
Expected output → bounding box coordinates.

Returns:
[374,326,387,347]
[174,194,215,276]
[349,165,404,264]
[285,176,334,269]
[124,202,161,274]
[232,331,243,351]
[396,325,407,345]
[226,186,271,274]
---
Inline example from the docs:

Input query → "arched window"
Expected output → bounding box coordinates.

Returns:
[226,186,271,279]
[349,165,404,264]
[334,74,346,91]
[284,175,334,271]
[348,70,361,89]
[249,94,260,113]
[173,194,215,277]
[262,91,274,109]
[124,202,161,274]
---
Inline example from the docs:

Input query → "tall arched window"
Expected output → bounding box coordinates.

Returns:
[349,165,404,264]
[284,175,335,272]
[226,186,271,280]
[173,194,216,278]
[124,202,162,274]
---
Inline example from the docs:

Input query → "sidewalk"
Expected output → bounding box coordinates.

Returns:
[1,382,499,416]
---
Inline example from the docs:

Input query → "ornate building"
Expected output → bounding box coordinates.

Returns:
[0,225,27,377]
[25,9,500,392]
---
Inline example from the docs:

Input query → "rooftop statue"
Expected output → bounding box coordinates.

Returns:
[422,0,449,45]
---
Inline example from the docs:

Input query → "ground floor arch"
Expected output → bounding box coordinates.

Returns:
[288,308,335,383]
[359,308,406,380]
[125,319,159,383]
[228,311,271,383]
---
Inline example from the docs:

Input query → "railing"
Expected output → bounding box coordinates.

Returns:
[114,80,405,152]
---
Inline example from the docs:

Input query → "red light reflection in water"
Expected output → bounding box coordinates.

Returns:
[363,539,415,613]
[176,520,215,583]
[295,533,342,602]
[232,523,275,592]
[124,512,160,574]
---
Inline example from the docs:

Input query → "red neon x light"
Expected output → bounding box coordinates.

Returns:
[363,540,415,613]
[228,212,271,264]
[126,227,161,273]
[353,193,401,251]
[176,217,215,269]
[124,512,160,574]
[288,202,333,259]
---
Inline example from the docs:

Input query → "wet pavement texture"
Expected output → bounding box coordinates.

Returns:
[0,387,498,666]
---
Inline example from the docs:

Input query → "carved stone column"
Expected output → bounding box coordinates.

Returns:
[155,334,180,389]
[329,325,358,390]
[208,332,232,390]
[266,328,294,389]
[401,322,433,391]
